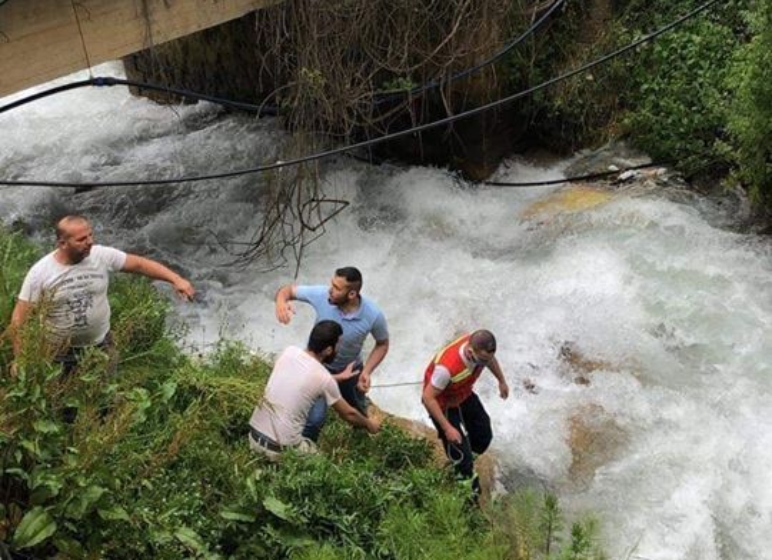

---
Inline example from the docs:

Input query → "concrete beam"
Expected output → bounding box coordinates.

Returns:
[0,0,281,98]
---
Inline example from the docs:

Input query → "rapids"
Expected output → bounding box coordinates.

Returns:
[2,63,771,560]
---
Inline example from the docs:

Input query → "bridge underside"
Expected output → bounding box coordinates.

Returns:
[0,0,280,98]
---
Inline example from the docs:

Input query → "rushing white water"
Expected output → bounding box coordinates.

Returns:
[3,63,772,560]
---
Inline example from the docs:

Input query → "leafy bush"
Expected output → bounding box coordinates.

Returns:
[620,18,738,175]
[503,0,754,187]
[0,229,42,370]
[725,0,772,208]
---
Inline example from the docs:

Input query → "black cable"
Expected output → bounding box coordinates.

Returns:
[376,0,565,101]
[482,161,669,187]
[0,77,277,116]
[0,1,564,117]
[110,77,279,115]
[0,0,720,189]
[0,79,95,115]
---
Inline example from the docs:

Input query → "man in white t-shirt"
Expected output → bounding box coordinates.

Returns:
[10,215,196,376]
[249,320,381,460]
[274,266,389,441]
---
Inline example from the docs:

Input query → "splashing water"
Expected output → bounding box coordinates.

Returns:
[2,64,772,560]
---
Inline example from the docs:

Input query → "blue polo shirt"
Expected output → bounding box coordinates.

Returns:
[295,285,389,373]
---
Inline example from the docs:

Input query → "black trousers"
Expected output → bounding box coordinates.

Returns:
[54,332,116,378]
[54,333,116,423]
[431,392,492,485]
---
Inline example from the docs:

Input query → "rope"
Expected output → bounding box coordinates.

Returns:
[446,405,470,467]
[0,0,720,189]
[446,442,466,466]
[370,381,422,389]
[70,0,93,80]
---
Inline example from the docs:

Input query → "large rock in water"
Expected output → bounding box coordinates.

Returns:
[564,139,652,177]
[520,184,613,221]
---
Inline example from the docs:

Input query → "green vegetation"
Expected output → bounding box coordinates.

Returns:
[0,228,605,559]
[506,0,772,216]
[725,0,772,208]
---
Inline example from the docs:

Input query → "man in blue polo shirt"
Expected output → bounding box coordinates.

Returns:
[275,266,389,441]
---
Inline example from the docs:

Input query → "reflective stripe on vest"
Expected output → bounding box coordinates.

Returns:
[425,333,481,409]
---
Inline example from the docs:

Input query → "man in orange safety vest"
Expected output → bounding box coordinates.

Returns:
[421,329,509,498]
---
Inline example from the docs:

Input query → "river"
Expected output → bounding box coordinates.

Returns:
[2,63,771,560]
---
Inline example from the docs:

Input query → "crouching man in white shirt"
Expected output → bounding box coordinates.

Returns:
[248,320,381,460]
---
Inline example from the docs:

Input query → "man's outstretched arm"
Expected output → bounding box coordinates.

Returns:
[122,254,195,300]
[487,357,510,400]
[274,284,297,324]
[331,398,381,434]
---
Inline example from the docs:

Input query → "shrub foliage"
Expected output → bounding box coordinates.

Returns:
[506,0,771,215]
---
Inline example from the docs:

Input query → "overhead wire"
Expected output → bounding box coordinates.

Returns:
[0,76,279,116]
[0,0,564,118]
[0,0,720,189]
[375,0,565,101]
[481,161,670,187]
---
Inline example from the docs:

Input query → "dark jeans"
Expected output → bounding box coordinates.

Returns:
[302,364,367,442]
[430,392,492,495]
[54,333,116,423]
[55,332,116,377]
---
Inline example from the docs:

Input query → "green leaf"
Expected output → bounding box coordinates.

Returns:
[220,508,256,522]
[159,381,177,402]
[65,485,106,519]
[98,506,131,521]
[174,526,207,553]
[52,535,85,558]
[264,524,316,548]
[12,506,57,549]
[31,420,59,434]
[20,439,40,455]
[263,496,294,521]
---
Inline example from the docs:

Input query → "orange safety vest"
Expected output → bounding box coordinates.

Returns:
[423,334,484,409]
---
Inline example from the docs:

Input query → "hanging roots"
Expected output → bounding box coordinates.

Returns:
[224,0,532,270]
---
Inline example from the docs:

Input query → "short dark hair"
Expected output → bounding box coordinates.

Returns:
[335,266,362,292]
[308,320,343,354]
[470,330,497,353]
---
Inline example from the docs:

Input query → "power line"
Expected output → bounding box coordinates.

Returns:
[482,161,669,187]
[376,0,565,101]
[0,0,564,117]
[0,76,279,116]
[0,0,720,189]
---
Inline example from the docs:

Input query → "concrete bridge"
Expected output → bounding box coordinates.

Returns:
[0,0,281,99]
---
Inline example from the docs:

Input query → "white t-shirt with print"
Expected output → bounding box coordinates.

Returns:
[250,346,341,446]
[18,245,127,348]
